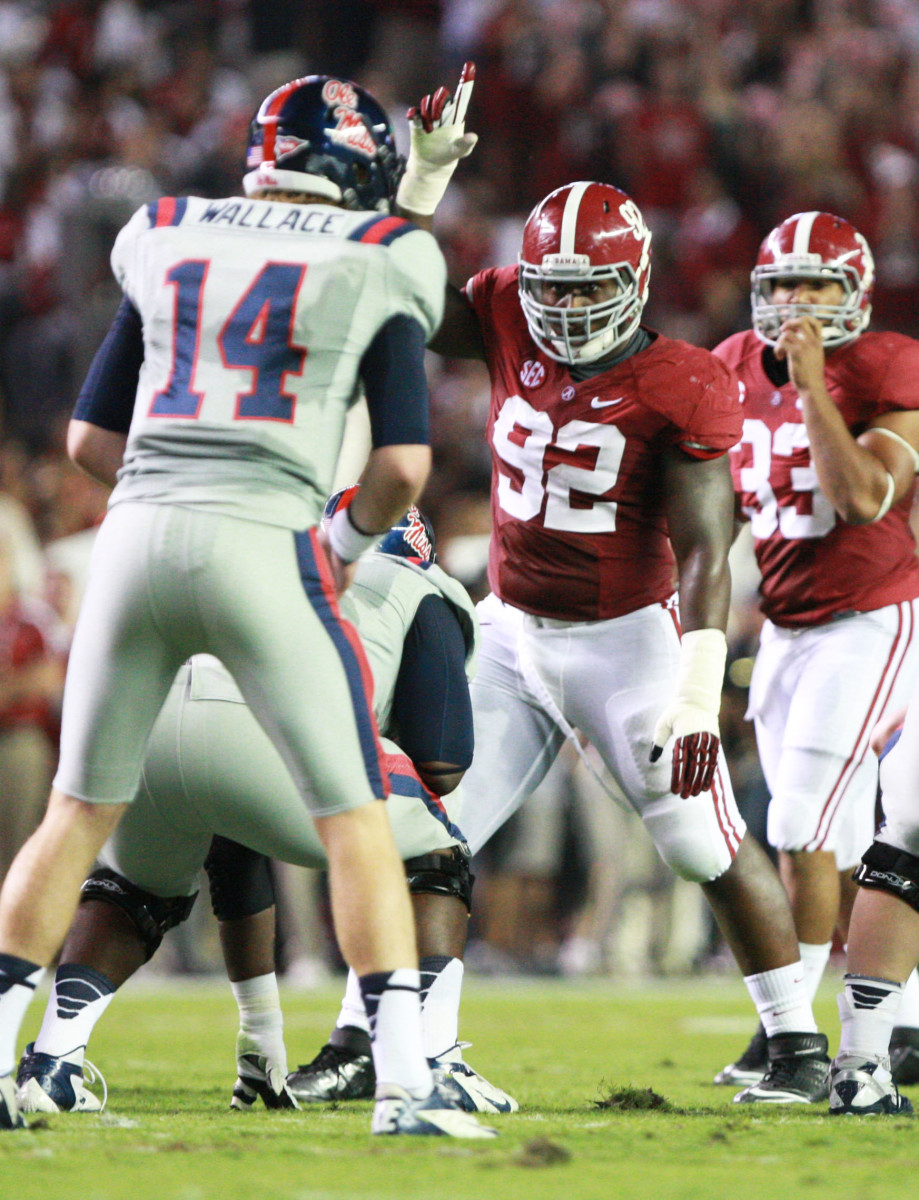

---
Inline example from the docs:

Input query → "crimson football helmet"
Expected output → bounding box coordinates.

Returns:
[243,76,404,211]
[751,211,875,348]
[518,181,652,364]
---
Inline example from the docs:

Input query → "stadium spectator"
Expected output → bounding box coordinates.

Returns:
[0,522,65,884]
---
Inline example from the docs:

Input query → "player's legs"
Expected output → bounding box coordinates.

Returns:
[755,604,919,988]
[522,603,826,1101]
[165,522,442,1116]
[455,595,566,856]
[828,706,919,1114]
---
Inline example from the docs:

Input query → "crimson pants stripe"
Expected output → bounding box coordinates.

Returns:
[807,600,915,850]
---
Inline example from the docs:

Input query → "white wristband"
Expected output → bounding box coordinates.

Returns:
[673,629,728,717]
[327,506,380,563]
[870,426,919,473]
[396,165,455,216]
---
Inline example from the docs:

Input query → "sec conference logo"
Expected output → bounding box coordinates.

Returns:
[519,360,546,388]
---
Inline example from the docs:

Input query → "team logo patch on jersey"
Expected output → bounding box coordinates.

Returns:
[520,360,546,388]
[561,385,575,401]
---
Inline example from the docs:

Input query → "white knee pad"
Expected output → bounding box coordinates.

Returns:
[766,745,877,858]
[641,787,741,883]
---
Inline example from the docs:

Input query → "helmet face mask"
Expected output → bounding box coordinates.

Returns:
[244,76,404,212]
[518,182,652,364]
[751,211,875,349]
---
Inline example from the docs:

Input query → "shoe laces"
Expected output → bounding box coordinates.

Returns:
[297,1042,360,1073]
[762,1052,820,1089]
[82,1057,108,1112]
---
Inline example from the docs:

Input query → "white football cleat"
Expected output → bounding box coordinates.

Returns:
[430,1043,518,1113]
[829,1054,914,1117]
[16,1044,105,1113]
[372,1080,498,1137]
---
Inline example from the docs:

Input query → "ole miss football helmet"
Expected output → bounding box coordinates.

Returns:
[243,75,404,212]
[323,487,436,564]
[751,211,875,348]
[518,181,652,364]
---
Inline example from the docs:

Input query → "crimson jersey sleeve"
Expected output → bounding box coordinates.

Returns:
[835,332,919,419]
[634,343,743,458]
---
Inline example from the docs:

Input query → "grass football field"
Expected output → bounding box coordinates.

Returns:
[1,972,912,1200]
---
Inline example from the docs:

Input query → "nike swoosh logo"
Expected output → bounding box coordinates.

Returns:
[591,396,624,408]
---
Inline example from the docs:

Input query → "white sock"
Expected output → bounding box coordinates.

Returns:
[798,941,833,1002]
[419,955,464,1060]
[0,954,44,1075]
[336,967,370,1034]
[33,965,117,1065]
[744,961,818,1037]
[231,972,282,1033]
[838,974,903,1061]
[895,968,919,1028]
[360,968,431,1097]
[230,973,286,1069]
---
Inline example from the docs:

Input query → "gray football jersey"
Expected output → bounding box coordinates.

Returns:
[187,551,478,735]
[107,196,446,528]
[340,554,479,736]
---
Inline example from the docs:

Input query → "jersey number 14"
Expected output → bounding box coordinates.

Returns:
[151,259,307,421]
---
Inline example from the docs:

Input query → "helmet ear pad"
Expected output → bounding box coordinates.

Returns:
[244,76,405,212]
[751,210,875,348]
[518,181,652,364]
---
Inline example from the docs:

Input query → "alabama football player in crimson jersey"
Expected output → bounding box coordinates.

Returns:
[374,65,834,1105]
[713,211,919,1099]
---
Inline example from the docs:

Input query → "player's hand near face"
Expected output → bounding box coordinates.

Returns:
[774,314,827,397]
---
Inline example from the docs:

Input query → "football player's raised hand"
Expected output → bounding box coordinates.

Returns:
[396,62,478,216]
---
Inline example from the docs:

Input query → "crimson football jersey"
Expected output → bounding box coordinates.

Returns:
[466,265,744,620]
[717,329,919,627]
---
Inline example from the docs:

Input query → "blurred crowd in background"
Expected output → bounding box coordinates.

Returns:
[1,0,917,982]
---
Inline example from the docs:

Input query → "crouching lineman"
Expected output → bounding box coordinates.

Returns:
[16,499,513,1120]
[827,691,919,1115]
